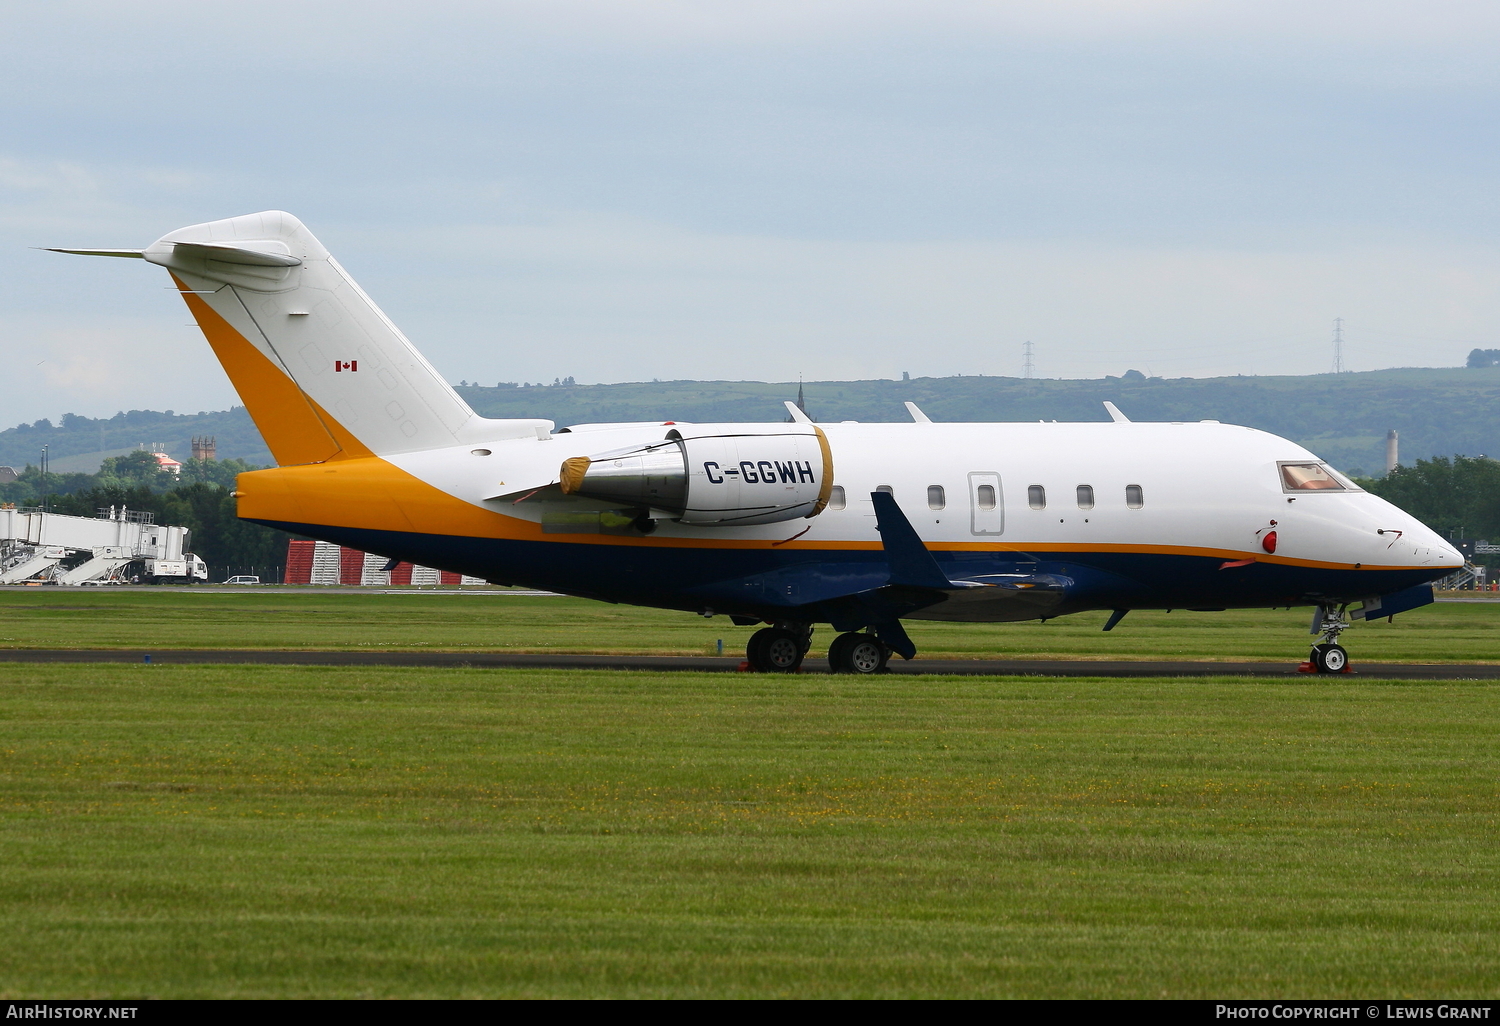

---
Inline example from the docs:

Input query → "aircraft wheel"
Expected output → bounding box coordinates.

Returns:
[832,633,889,675]
[747,628,804,673]
[1311,643,1348,674]
[827,632,856,672]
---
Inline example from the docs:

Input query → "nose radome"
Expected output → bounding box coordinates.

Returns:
[1410,528,1463,567]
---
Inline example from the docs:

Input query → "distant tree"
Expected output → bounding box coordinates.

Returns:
[96,450,174,492]
[0,465,97,504]
[49,484,160,520]
[1122,369,1147,382]
[159,483,288,569]
[1363,456,1500,542]
[42,479,290,572]
[1466,349,1500,368]
[178,456,262,488]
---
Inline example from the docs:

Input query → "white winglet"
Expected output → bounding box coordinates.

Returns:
[1103,401,1130,423]
[904,401,932,423]
[784,401,812,424]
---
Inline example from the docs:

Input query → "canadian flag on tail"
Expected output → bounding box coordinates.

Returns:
[334,360,357,372]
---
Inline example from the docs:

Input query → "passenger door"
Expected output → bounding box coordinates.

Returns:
[968,472,1003,535]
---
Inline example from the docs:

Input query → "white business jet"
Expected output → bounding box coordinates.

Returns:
[48,212,1463,673]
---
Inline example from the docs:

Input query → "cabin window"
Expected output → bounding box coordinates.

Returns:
[1028,485,1046,510]
[976,484,997,510]
[1076,484,1095,509]
[1280,462,1359,492]
[828,485,846,510]
[927,485,945,510]
[876,484,894,495]
[1125,484,1144,509]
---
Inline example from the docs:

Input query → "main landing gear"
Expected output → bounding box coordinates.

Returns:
[743,626,894,674]
[827,632,892,675]
[1301,604,1352,674]
[745,624,813,673]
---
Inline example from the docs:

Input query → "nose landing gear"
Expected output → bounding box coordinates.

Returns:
[1300,604,1353,674]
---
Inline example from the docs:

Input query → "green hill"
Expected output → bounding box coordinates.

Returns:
[456,366,1500,476]
[6,366,1500,476]
[0,407,273,474]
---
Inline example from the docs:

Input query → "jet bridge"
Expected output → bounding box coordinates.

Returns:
[0,505,203,584]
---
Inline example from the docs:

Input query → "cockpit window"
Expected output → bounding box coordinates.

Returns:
[1279,462,1362,492]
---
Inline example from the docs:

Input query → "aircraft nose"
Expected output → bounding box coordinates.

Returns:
[1366,499,1464,568]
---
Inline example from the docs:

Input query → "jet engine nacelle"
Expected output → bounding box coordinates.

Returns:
[559,423,833,526]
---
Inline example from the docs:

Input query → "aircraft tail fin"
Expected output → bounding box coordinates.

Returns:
[55,211,549,465]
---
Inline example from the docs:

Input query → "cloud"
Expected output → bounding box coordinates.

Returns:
[354,213,1500,387]
[3,0,1500,425]
[0,313,238,428]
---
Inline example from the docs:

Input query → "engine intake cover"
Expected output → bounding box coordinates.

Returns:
[558,424,833,526]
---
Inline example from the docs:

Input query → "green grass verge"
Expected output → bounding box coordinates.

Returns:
[1,588,1497,662]
[2,664,1498,997]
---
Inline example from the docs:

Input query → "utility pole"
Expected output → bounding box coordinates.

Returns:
[1331,317,1346,374]
[1023,341,1035,379]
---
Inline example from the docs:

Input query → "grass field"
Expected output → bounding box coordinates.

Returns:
[2,663,1498,997]
[1,588,1498,662]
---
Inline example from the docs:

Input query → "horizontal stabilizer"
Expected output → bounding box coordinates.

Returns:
[166,241,302,267]
[41,248,144,258]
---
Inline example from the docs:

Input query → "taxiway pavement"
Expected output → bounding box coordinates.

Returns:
[2,650,1497,678]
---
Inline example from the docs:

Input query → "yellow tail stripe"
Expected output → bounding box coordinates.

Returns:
[176,279,374,465]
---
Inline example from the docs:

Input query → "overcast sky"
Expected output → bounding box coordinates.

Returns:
[4,0,1499,425]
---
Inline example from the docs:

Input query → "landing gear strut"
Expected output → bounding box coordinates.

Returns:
[1301,604,1352,674]
[746,623,812,673]
[827,632,891,674]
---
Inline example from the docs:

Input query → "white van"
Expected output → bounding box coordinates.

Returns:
[224,575,261,585]
[142,554,209,583]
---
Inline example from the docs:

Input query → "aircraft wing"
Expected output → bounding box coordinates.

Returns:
[686,491,1073,657]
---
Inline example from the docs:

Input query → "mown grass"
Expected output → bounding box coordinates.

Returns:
[0,588,1497,662]
[2,663,1498,997]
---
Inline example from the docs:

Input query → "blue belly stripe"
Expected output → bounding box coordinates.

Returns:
[251,519,1447,622]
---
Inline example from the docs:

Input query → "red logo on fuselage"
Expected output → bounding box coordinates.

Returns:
[335,360,358,372]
